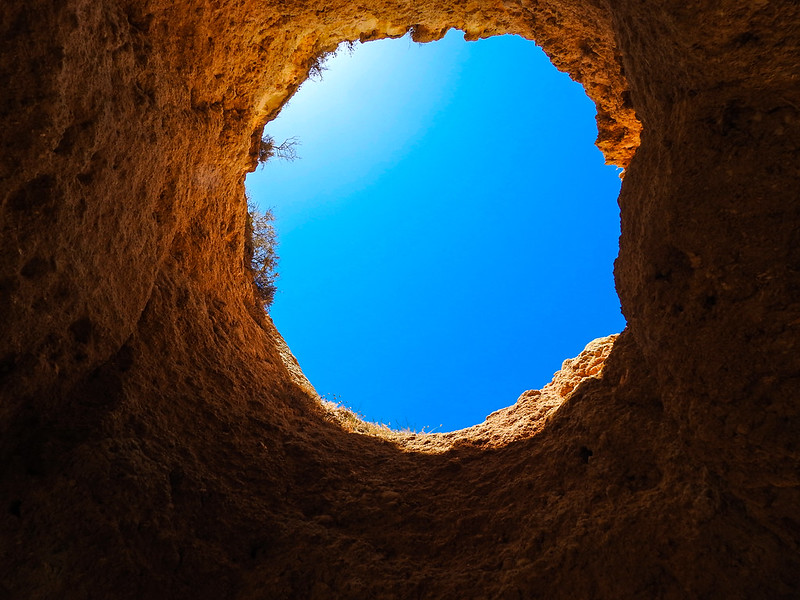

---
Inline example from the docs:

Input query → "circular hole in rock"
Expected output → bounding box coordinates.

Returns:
[246,31,625,432]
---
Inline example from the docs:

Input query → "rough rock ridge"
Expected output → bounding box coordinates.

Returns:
[2,0,800,598]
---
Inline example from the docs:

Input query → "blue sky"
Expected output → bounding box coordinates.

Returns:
[246,31,624,431]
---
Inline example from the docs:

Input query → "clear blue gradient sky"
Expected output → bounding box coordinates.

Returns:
[246,31,625,432]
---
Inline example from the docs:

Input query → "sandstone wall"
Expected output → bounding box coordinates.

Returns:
[1,0,798,598]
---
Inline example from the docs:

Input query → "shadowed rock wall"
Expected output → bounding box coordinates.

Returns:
[1,0,798,598]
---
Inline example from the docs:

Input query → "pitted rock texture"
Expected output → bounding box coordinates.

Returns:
[2,1,799,598]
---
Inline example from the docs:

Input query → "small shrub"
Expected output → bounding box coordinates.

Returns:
[258,135,299,165]
[246,202,279,310]
[307,41,356,81]
[308,51,331,81]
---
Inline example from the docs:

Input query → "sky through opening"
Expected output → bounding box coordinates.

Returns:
[246,31,625,432]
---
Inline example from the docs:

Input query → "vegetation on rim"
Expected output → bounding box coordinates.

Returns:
[245,201,279,310]
[247,131,302,310]
[307,40,356,80]
[257,135,299,164]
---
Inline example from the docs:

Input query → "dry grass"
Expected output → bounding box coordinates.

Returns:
[319,397,438,440]
[320,398,395,437]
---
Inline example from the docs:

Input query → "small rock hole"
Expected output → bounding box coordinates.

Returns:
[20,256,52,279]
[7,174,57,212]
[0,353,17,381]
[69,317,93,345]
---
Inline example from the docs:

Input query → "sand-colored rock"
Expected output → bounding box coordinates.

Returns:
[1,0,799,598]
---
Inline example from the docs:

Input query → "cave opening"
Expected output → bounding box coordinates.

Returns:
[246,31,625,432]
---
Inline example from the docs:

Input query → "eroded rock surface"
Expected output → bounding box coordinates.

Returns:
[1,0,799,598]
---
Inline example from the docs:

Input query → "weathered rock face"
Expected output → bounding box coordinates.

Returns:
[1,0,799,598]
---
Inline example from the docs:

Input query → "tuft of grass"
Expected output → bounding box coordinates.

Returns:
[319,396,439,438]
[320,396,397,437]
[394,421,443,435]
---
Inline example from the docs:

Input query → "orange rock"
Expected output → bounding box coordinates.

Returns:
[1,0,799,597]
